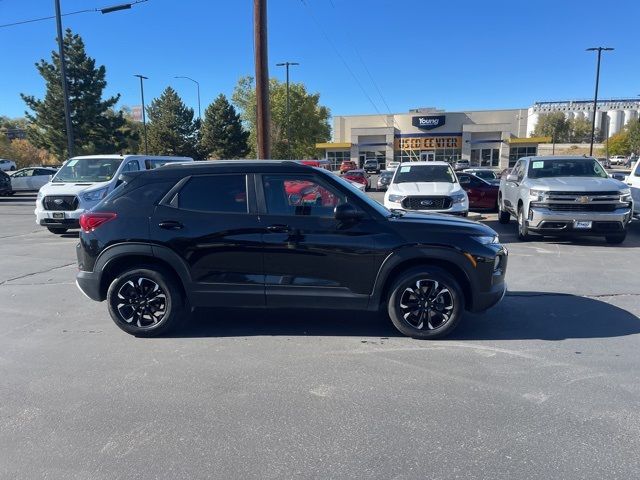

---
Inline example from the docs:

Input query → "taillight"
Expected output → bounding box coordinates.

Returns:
[79,212,117,233]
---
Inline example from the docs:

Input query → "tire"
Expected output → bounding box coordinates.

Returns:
[10,166,15,171]
[517,205,531,241]
[605,232,626,244]
[107,267,186,337]
[47,227,68,234]
[498,196,510,224]
[387,267,464,339]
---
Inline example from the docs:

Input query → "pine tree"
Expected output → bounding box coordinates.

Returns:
[199,94,249,159]
[21,29,127,160]
[146,87,198,157]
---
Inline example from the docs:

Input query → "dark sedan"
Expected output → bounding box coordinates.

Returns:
[0,170,13,196]
[457,172,499,211]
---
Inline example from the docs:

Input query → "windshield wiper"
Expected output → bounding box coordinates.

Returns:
[390,208,406,217]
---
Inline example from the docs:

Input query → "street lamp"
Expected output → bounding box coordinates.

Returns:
[174,76,201,122]
[134,75,148,155]
[53,0,147,158]
[276,62,299,159]
[586,47,614,156]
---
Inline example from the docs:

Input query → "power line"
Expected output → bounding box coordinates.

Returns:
[0,0,148,29]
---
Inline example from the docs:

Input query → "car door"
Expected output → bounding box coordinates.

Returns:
[11,169,32,191]
[149,172,265,308]
[258,172,379,309]
[33,169,54,190]
[503,160,524,212]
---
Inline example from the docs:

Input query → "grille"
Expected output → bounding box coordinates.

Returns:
[43,195,78,211]
[546,204,617,212]
[546,191,619,197]
[402,196,452,210]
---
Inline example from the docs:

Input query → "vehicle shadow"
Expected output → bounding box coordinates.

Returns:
[481,218,640,248]
[0,194,37,203]
[167,291,639,341]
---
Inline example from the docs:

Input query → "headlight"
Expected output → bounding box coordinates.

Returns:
[37,190,44,199]
[472,235,500,245]
[451,192,467,204]
[619,188,632,202]
[388,194,405,203]
[529,189,545,202]
[82,187,108,202]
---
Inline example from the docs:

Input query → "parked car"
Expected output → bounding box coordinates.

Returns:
[610,155,627,166]
[35,155,193,235]
[75,160,507,340]
[339,160,357,174]
[384,161,469,216]
[9,167,58,192]
[298,159,331,170]
[457,173,499,211]
[363,159,380,174]
[626,157,640,220]
[0,159,16,171]
[0,170,13,195]
[386,161,400,170]
[343,169,370,191]
[463,168,499,182]
[376,170,394,191]
[454,160,470,171]
[498,156,633,243]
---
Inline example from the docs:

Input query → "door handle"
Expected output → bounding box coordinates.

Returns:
[267,224,291,233]
[158,221,184,230]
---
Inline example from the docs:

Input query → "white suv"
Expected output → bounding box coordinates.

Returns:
[384,161,469,215]
[35,155,193,234]
[627,157,640,219]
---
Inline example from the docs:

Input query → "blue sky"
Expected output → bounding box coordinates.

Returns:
[1,0,639,121]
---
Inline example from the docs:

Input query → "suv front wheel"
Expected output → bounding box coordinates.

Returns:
[387,267,464,339]
[107,267,186,337]
[517,206,532,241]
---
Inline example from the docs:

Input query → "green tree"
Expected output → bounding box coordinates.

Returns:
[146,87,198,157]
[568,117,593,143]
[605,132,630,156]
[21,29,128,160]
[199,94,249,159]
[232,76,331,159]
[626,120,640,155]
[532,112,570,142]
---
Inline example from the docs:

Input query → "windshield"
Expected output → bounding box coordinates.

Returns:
[393,164,456,184]
[53,157,123,183]
[527,158,608,179]
[473,170,497,180]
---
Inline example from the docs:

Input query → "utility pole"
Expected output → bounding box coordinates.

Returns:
[254,0,270,159]
[586,47,614,156]
[276,61,299,159]
[54,0,74,158]
[134,74,148,154]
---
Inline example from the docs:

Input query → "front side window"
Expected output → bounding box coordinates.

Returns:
[393,164,456,184]
[177,174,247,213]
[53,158,123,183]
[262,175,345,217]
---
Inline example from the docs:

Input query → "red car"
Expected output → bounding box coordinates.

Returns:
[339,160,357,174]
[298,159,331,170]
[457,172,499,211]
[342,169,370,191]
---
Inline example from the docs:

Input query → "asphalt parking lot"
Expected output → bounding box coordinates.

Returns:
[2,191,640,480]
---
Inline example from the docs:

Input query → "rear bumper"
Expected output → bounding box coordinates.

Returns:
[76,270,103,301]
[528,207,632,234]
[39,218,80,228]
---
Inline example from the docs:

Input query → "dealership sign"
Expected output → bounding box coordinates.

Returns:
[412,115,445,130]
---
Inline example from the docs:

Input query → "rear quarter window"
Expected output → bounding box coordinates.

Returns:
[99,181,177,212]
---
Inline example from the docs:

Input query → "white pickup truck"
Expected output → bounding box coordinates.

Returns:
[626,157,640,220]
[498,156,633,244]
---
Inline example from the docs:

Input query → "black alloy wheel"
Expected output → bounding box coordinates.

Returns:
[387,267,464,339]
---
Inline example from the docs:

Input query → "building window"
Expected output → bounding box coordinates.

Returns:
[326,151,350,170]
[508,146,537,167]
[470,148,499,167]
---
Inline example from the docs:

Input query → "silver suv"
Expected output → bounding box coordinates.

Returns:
[498,156,633,244]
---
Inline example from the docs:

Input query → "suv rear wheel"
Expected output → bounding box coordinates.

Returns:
[387,267,464,339]
[107,267,186,337]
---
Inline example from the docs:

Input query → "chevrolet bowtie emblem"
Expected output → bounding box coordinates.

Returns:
[576,196,590,204]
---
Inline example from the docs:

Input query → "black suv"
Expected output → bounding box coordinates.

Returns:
[76,161,507,339]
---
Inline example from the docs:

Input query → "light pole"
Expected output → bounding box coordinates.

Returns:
[174,76,201,122]
[276,61,299,159]
[586,47,614,156]
[134,74,148,154]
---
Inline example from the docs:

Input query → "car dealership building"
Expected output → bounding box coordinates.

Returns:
[315,98,640,170]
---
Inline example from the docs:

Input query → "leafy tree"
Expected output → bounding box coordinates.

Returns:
[21,29,128,160]
[0,138,57,168]
[568,117,593,143]
[199,94,249,159]
[146,87,199,157]
[626,120,640,155]
[232,76,331,159]
[605,132,630,156]
[532,112,570,142]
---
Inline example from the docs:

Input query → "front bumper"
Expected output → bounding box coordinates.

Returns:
[528,206,632,234]
[35,205,85,228]
[385,199,469,215]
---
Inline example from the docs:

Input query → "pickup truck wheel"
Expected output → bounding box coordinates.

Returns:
[387,267,464,339]
[47,227,68,234]
[107,267,186,337]
[605,232,626,244]
[517,206,532,241]
[498,197,510,224]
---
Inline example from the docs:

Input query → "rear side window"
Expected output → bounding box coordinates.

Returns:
[178,175,247,213]
[122,161,140,173]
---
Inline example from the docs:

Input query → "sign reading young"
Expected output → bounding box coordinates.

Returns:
[412,115,446,130]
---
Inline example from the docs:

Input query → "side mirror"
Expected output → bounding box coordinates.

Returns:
[334,203,364,222]
[506,173,518,183]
